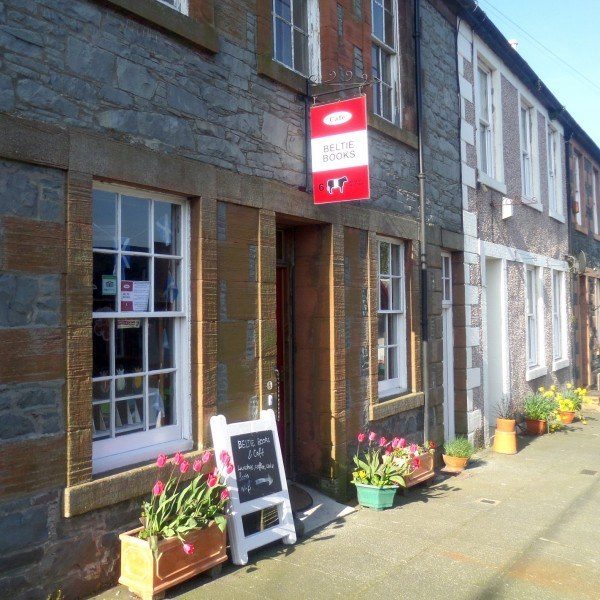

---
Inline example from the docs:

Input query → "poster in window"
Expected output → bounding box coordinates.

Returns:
[121,280,150,312]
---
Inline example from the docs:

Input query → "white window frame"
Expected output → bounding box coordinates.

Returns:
[547,125,564,221]
[477,62,494,179]
[156,0,188,14]
[525,265,546,380]
[371,0,401,125]
[442,253,452,305]
[593,168,599,235]
[551,269,569,371]
[519,98,539,208]
[574,152,583,227]
[377,238,407,397]
[272,0,321,79]
[91,182,192,474]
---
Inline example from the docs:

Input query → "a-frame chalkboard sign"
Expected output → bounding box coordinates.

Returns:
[210,409,296,565]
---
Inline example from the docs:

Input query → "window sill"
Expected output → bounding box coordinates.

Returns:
[477,171,507,195]
[257,54,307,94]
[63,447,208,517]
[521,197,543,212]
[573,222,587,235]
[552,357,570,372]
[102,0,218,53]
[368,113,418,150]
[370,391,424,421]
[525,365,548,382]
[549,210,566,224]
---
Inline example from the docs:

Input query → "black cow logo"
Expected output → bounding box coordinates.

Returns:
[326,176,348,195]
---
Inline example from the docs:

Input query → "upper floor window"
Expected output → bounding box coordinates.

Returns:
[525,265,543,369]
[477,64,494,177]
[377,239,407,397]
[157,0,188,14]
[371,0,399,124]
[273,0,320,77]
[547,126,562,218]
[593,168,599,235]
[520,102,534,200]
[92,184,191,473]
[574,152,583,227]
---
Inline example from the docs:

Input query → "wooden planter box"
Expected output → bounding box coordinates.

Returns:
[405,452,435,488]
[119,523,227,600]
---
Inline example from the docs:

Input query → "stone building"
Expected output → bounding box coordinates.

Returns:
[0,0,463,596]
[568,131,600,389]
[456,4,574,445]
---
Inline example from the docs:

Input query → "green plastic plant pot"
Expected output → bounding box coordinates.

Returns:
[354,483,398,510]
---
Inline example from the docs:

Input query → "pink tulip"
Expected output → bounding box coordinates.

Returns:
[156,453,167,468]
[379,437,387,447]
[409,443,418,454]
[357,432,366,443]
[391,437,400,449]
[179,460,190,474]
[193,459,203,473]
[201,450,212,464]
[207,473,218,488]
[368,431,377,442]
[226,463,234,474]
[182,543,195,555]
[152,480,165,496]
[173,452,184,466]
[385,446,392,455]
[398,438,407,448]
[219,450,231,466]
[220,489,230,501]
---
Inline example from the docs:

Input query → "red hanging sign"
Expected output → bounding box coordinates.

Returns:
[310,96,370,205]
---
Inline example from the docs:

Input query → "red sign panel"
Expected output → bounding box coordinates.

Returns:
[310,96,370,204]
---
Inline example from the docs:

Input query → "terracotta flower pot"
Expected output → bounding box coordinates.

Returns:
[525,418,547,435]
[558,410,575,424]
[442,454,469,473]
[119,523,227,600]
[492,430,517,454]
[496,418,516,432]
[405,452,435,488]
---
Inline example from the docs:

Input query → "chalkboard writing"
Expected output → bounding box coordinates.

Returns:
[230,430,282,503]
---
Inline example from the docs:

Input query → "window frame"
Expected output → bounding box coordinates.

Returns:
[371,0,401,125]
[477,62,494,178]
[519,99,535,203]
[547,125,563,220]
[91,182,192,475]
[573,151,583,227]
[272,0,321,79]
[592,167,599,236]
[525,265,546,379]
[551,269,568,369]
[377,238,407,398]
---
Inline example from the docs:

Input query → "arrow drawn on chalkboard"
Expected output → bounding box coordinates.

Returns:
[255,476,274,486]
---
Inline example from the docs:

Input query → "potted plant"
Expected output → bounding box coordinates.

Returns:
[119,451,232,600]
[557,383,584,423]
[493,395,517,454]
[442,437,475,473]
[523,391,557,435]
[393,439,436,488]
[352,432,412,510]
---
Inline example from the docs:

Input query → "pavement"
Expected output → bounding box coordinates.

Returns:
[95,405,600,600]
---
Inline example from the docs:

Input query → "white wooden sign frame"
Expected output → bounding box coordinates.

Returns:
[210,409,296,565]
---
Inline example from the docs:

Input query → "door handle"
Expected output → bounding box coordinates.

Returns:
[274,367,281,421]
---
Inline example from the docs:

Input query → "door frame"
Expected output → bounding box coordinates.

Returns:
[441,252,455,442]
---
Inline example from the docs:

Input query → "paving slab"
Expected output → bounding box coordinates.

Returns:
[94,407,600,600]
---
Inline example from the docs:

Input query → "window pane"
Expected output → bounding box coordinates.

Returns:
[148,318,175,371]
[372,1,384,40]
[379,241,390,274]
[480,127,488,173]
[382,83,393,122]
[154,258,181,312]
[372,45,381,80]
[377,346,386,381]
[520,107,528,149]
[93,190,117,250]
[293,29,307,74]
[115,319,143,374]
[478,69,489,122]
[154,201,180,256]
[378,314,386,346]
[381,52,392,85]
[93,318,111,377]
[387,313,397,344]
[115,374,142,398]
[121,195,150,253]
[121,256,150,311]
[388,346,397,379]
[292,0,307,30]
[93,253,117,312]
[275,0,291,21]
[92,403,111,440]
[392,277,401,310]
[115,397,144,436]
[275,18,292,67]
[149,372,176,428]
[384,3,395,47]
[93,379,111,401]
[380,278,390,310]
[391,244,401,275]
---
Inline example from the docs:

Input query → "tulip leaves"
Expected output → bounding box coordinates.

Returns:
[352,443,410,488]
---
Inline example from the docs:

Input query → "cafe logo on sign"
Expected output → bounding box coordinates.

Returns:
[310,96,370,205]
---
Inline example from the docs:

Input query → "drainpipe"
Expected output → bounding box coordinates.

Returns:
[414,0,430,441]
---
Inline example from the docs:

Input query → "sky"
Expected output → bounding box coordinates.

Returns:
[476,0,600,147]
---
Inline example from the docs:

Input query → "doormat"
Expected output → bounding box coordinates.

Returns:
[289,482,313,512]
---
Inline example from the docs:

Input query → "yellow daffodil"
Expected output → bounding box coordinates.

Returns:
[566,383,573,389]
[538,386,545,393]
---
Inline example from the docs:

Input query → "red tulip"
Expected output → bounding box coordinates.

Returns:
[357,433,366,443]
[220,489,230,501]
[193,459,203,473]
[156,453,167,468]
[207,473,218,487]
[179,460,190,474]
[379,437,387,447]
[412,457,421,470]
[201,450,212,464]
[173,452,184,466]
[182,542,195,555]
[152,480,165,496]
[385,446,392,455]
